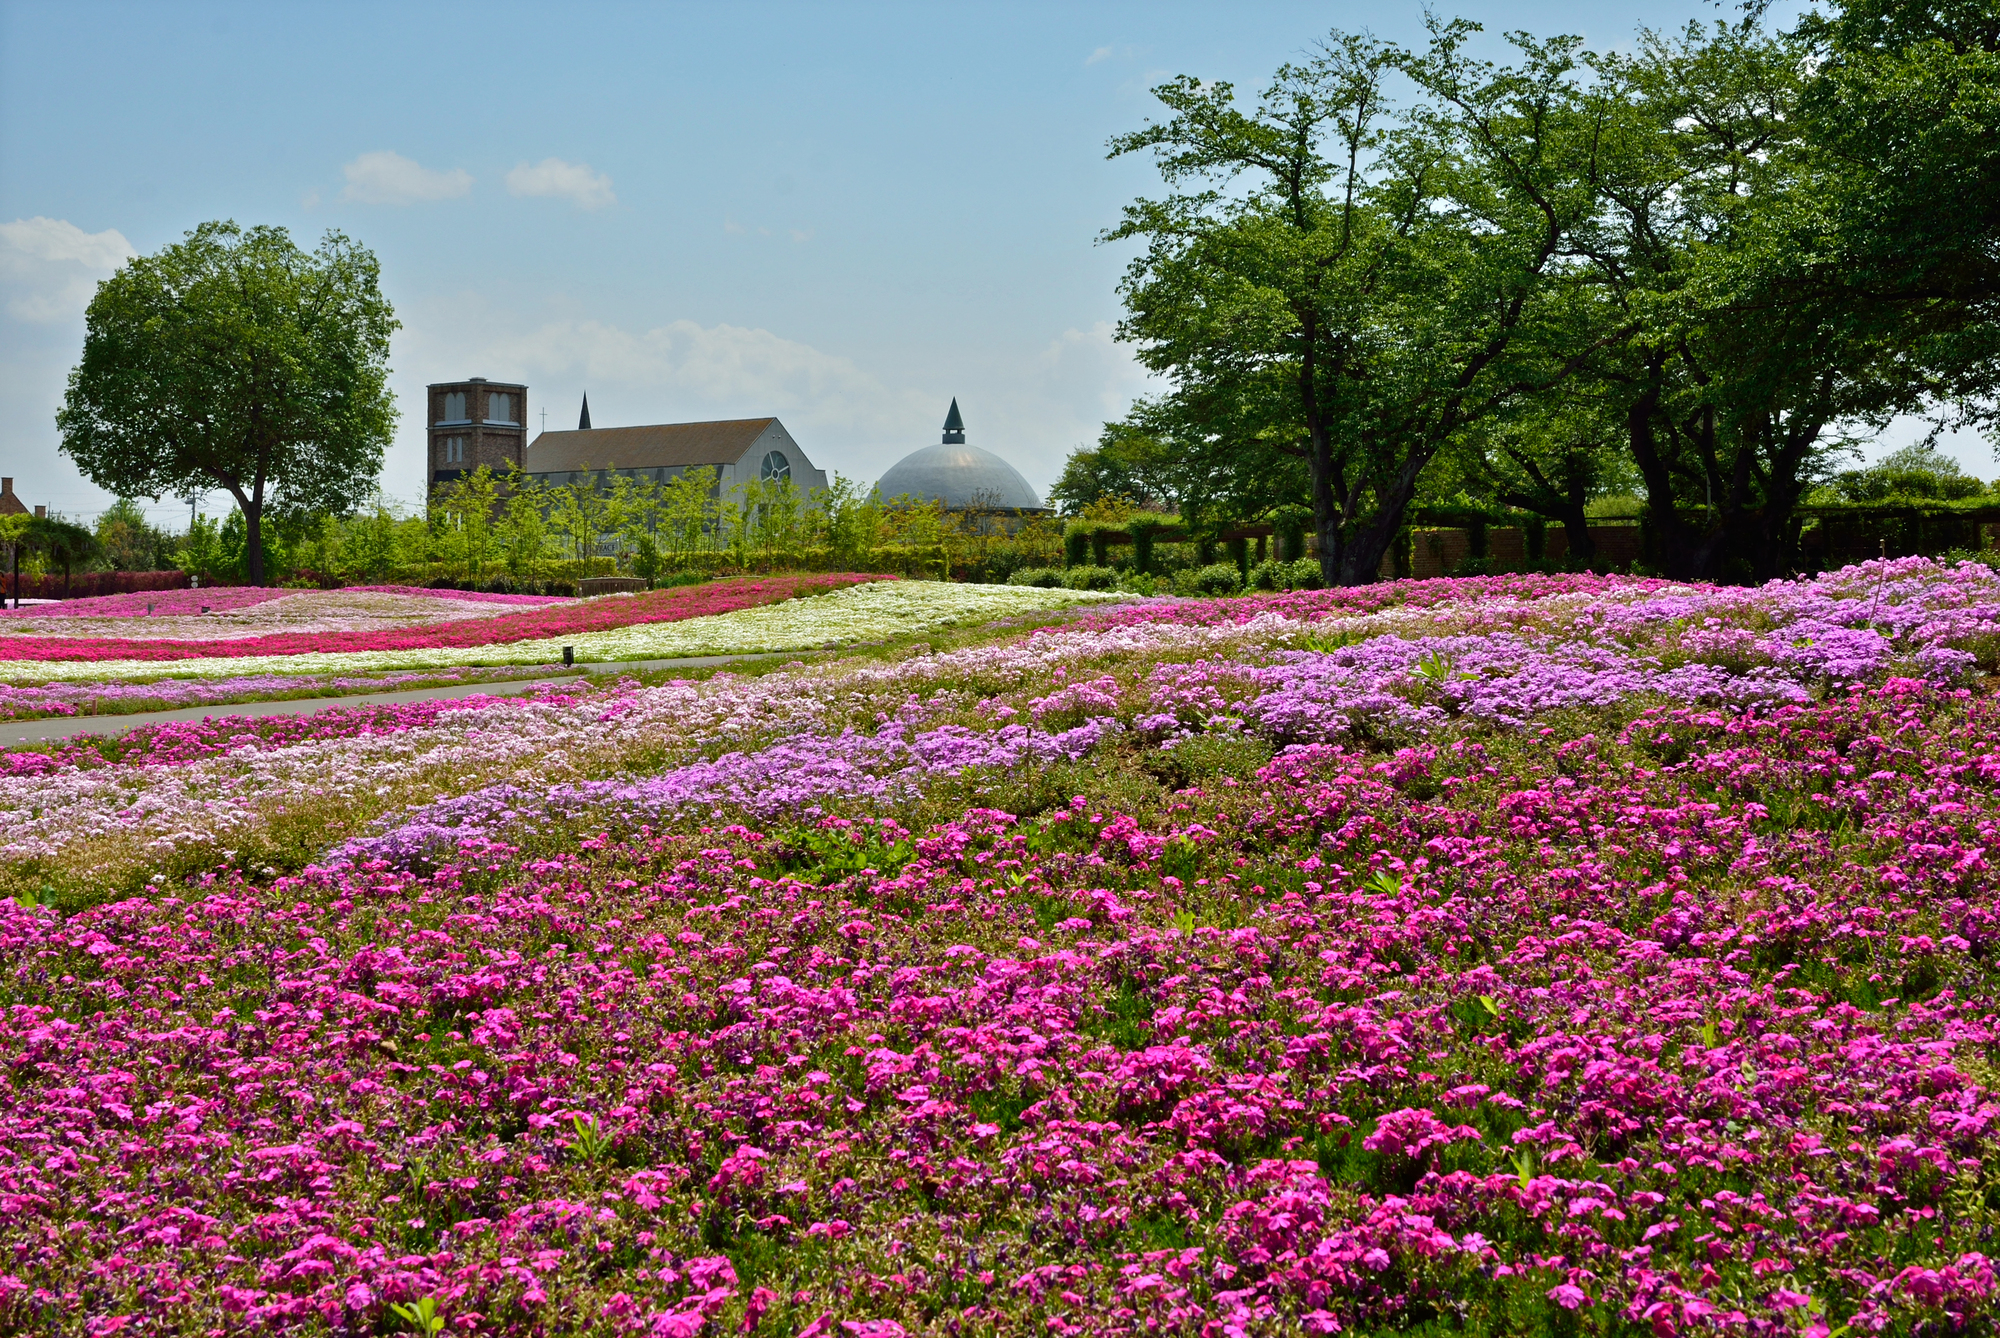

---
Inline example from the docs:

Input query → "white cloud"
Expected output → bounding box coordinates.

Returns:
[0,216,136,322]
[1087,45,1115,65]
[505,157,616,210]
[339,150,473,205]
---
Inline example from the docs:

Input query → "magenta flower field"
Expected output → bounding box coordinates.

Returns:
[4,558,2000,1336]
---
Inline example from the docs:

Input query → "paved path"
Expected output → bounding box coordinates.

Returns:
[4,652,797,745]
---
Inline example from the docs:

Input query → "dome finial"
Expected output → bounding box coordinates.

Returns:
[942,398,965,444]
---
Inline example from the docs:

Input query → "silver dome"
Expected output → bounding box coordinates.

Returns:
[875,442,1043,511]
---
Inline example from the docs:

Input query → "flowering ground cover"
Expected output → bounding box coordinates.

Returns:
[4,558,2000,1335]
[0,665,569,724]
[0,579,1122,684]
[0,575,882,667]
[0,590,576,645]
[0,586,566,621]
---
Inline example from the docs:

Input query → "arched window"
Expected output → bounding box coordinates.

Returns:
[486,392,515,424]
[442,392,467,423]
[760,450,791,482]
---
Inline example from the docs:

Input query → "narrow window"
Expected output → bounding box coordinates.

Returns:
[487,392,515,424]
[442,392,467,423]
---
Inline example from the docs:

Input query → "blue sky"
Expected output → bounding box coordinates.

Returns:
[2,0,1977,529]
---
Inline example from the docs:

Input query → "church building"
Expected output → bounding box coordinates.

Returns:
[522,394,827,498]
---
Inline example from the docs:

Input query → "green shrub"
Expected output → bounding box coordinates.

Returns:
[1008,567,1067,589]
[1185,562,1244,596]
[1063,565,1121,591]
[1286,557,1326,590]
[1248,559,1285,591]
[1117,572,1158,596]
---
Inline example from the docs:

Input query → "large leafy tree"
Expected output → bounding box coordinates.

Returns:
[1107,24,1634,584]
[1790,0,2000,415]
[57,221,398,585]
[1578,8,2000,582]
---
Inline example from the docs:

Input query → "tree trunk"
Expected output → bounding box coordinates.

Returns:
[1336,450,1430,585]
[1310,451,1349,588]
[244,500,265,586]
[1560,510,1595,568]
[1624,369,1723,580]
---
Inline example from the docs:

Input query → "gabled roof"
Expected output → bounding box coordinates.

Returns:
[525,418,778,473]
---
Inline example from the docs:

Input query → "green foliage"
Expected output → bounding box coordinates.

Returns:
[1185,562,1243,596]
[1008,567,1066,589]
[1109,24,1635,586]
[632,533,662,587]
[93,498,175,572]
[1825,443,1989,504]
[1062,565,1120,591]
[388,1295,446,1337]
[1063,528,1090,567]
[19,514,102,591]
[1049,422,1179,515]
[176,513,223,582]
[1096,6,2000,586]
[56,220,398,585]
[429,466,503,586]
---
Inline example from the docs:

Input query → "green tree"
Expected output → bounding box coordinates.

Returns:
[430,466,502,585]
[23,514,101,598]
[177,513,224,584]
[340,498,405,583]
[549,472,611,567]
[659,466,719,567]
[56,220,399,586]
[1790,0,2000,420]
[818,473,879,570]
[1048,422,1182,515]
[1108,24,1632,584]
[0,514,30,606]
[497,472,553,587]
[1467,392,1635,566]
[1577,8,2000,581]
[1826,441,1988,503]
[94,497,172,571]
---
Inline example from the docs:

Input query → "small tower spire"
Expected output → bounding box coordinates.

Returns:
[942,398,965,444]
[579,393,593,431]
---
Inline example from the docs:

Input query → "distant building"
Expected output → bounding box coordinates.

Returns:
[525,409,828,498]
[876,400,1042,511]
[0,477,26,517]
[428,377,529,488]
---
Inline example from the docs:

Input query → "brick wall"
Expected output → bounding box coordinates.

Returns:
[1406,525,1641,578]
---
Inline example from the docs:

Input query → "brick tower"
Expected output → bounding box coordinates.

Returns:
[427,377,528,488]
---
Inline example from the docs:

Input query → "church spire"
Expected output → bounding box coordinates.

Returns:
[942,398,965,444]
[579,393,592,431]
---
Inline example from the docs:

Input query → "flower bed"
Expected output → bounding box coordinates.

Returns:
[0,584,568,621]
[0,574,866,661]
[4,559,2000,1336]
[1,579,1122,683]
